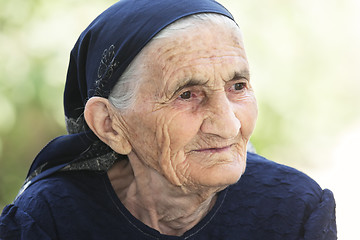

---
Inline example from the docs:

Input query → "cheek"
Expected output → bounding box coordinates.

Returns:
[126,114,159,159]
[156,109,203,153]
[153,109,203,186]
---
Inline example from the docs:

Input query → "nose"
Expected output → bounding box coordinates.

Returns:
[200,93,241,139]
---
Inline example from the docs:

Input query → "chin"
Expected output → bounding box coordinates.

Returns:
[191,159,246,188]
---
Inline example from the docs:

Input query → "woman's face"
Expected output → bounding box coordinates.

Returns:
[117,22,258,190]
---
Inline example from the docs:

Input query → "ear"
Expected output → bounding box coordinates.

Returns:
[84,97,132,155]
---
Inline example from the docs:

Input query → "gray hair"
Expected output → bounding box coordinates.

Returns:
[108,13,239,111]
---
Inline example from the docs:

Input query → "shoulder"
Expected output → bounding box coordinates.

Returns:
[14,171,108,217]
[227,152,325,211]
[219,152,337,239]
[15,171,99,209]
[234,152,331,212]
[0,174,69,239]
[242,152,323,197]
[0,204,54,239]
[0,171,105,239]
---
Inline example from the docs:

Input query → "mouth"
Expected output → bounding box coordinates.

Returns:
[194,145,233,154]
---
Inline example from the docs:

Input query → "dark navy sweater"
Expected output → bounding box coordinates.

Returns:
[0,153,336,239]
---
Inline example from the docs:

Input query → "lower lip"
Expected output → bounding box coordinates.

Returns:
[195,146,231,153]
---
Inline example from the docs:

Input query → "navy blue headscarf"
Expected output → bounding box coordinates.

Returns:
[23,0,234,190]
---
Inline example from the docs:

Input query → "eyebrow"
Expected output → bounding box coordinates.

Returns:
[231,69,251,82]
[170,78,209,96]
[168,69,251,97]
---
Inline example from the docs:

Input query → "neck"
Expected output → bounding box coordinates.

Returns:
[107,155,221,236]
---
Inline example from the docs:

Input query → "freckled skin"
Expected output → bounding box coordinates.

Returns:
[119,23,258,193]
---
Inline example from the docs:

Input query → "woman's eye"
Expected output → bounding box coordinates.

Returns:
[179,91,191,99]
[233,82,246,91]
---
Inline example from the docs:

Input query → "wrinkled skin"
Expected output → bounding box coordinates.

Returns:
[116,22,258,193]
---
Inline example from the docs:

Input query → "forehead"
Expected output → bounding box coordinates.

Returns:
[152,22,245,62]
[140,22,248,92]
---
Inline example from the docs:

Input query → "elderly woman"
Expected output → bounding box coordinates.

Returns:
[0,0,336,239]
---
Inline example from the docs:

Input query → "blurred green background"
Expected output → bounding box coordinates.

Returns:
[0,0,359,238]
